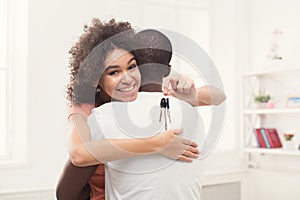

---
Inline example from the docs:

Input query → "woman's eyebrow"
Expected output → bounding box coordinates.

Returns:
[105,65,119,71]
[127,57,135,64]
[105,57,136,71]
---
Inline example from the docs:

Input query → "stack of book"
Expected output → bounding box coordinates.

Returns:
[254,128,282,148]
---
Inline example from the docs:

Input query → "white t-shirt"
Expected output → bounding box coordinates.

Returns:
[87,92,205,200]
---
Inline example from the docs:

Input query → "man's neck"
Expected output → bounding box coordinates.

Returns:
[139,83,163,92]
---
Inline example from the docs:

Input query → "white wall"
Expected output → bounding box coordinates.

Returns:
[249,0,300,69]
[246,0,300,199]
[0,0,240,194]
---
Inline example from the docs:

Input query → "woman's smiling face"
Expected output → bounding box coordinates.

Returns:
[99,48,141,102]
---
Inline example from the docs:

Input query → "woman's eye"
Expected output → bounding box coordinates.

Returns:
[128,64,137,70]
[108,71,119,75]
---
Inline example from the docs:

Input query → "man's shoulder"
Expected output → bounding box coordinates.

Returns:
[138,92,194,107]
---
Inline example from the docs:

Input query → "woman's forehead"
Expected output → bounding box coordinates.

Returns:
[104,48,134,67]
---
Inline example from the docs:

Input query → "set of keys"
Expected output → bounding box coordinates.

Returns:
[159,98,171,130]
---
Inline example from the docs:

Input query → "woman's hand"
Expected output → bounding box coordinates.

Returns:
[163,74,226,106]
[163,74,198,106]
[150,129,199,162]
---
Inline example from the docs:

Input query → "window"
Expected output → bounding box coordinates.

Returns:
[0,0,28,163]
[0,0,8,158]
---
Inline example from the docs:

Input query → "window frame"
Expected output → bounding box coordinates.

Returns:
[0,0,9,159]
[0,0,28,166]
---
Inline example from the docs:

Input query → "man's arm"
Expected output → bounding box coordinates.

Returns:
[56,160,97,200]
[57,112,99,200]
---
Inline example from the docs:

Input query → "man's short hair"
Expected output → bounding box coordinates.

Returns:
[133,29,172,66]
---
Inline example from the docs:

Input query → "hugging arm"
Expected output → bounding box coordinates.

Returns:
[69,113,199,167]
[195,85,226,106]
[163,75,226,106]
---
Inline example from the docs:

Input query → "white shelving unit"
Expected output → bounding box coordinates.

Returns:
[244,147,300,156]
[242,67,300,159]
[243,67,300,77]
[243,108,300,115]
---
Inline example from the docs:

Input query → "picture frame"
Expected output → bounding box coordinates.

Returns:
[286,95,300,108]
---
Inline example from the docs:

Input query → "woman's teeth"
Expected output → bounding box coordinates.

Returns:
[118,85,135,92]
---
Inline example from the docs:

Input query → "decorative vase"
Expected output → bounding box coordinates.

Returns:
[266,58,283,69]
[265,102,274,109]
[271,58,283,68]
[255,103,266,109]
[283,140,295,151]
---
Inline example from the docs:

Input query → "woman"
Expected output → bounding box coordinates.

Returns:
[56,19,201,200]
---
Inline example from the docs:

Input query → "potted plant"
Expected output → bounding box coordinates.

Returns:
[253,91,273,108]
[283,133,295,150]
[284,133,294,141]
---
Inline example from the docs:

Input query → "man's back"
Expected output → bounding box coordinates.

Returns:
[88,92,205,200]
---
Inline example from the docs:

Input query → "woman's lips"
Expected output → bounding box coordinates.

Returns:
[115,84,139,98]
[117,84,136,92]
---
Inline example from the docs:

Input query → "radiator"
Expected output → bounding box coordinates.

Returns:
[0,189,54,200]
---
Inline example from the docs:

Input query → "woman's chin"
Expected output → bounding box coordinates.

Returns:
[113,96,137,102]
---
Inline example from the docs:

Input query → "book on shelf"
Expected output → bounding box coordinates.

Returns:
[260,128,271,148]
[264,128,282,148]
[253,128,282,148]
[254,128,266,148]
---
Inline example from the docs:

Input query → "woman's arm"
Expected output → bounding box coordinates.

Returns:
[69,113,199,167]
[163,75,226,106]
[195,85,227,106]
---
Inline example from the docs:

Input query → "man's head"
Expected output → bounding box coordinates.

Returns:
[133,29,172,89]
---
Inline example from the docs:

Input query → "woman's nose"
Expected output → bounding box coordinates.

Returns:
[120,73,133,84]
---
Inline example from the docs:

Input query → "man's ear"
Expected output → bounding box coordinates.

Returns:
[163,64,171,77]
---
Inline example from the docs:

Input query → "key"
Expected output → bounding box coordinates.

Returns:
[164,104,167,130]
[161,98,167,130]
[166,98,171,123]
[159,98,165,122]
[159,109,162,122]
[159,98,167,130]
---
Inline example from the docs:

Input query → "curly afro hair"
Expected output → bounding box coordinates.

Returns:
[66,18,135,106]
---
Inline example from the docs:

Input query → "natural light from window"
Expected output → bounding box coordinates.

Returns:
[0,0,8,157]
[0,0,28,162]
